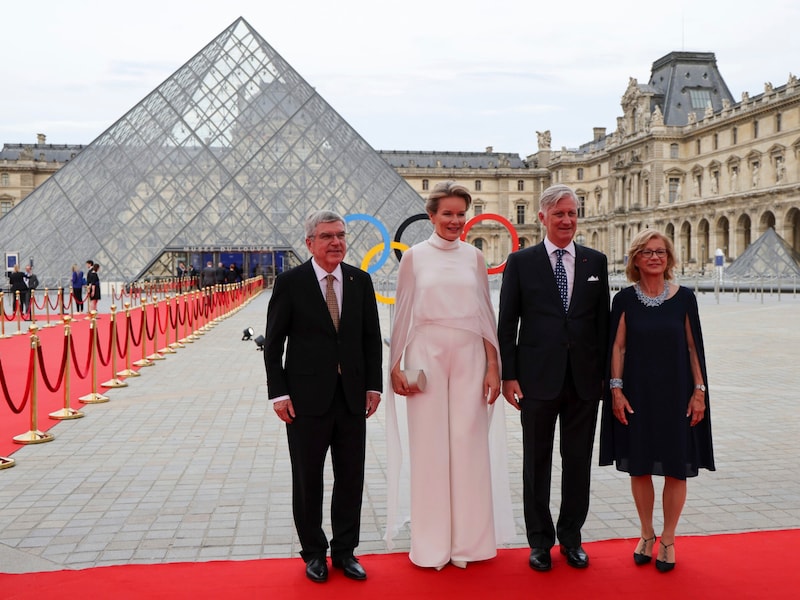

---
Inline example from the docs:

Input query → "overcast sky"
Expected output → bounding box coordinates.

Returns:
[2,0,798,157]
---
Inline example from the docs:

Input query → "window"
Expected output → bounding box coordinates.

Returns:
[473,238,484,251]
[577,195,586,218]
[518,238,527,249]
[732,127,738,144]
[474,180,482,191]
[670,143,679,159]
[577,168,584,181]
[516,205,526,225]
[668,177,680,203]
[0,173,9,187]
[688,88,712,109]
[776,113,782,132]
[753,120,759,138]
[713,133,719,150]
[696,139,701,154]
[597,164,602,176]
[517,180,524,191]
[0,200,12,216]
[422,179,429,191]
[473,203,483,216]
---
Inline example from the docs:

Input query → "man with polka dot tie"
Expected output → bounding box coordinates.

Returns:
[498,184,610,573]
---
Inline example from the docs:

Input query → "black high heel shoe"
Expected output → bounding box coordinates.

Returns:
[655,541,675,572]
[633,535,656,565]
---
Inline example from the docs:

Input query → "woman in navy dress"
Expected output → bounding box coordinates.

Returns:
[600,230,714,573]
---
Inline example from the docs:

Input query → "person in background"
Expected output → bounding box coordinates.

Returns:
[86,263,101,312]
[72,263,86,312]
[8,264,26,318]
[599,229,714,573]
[21,265,39,319]
[498,183,610,572]
[385,180,514,570]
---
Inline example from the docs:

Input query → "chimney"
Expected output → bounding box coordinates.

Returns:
[485,146,493,153]
[593,128,606,142]
[36,133,46,145]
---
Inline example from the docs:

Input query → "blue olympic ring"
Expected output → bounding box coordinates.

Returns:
[344,213,392,273]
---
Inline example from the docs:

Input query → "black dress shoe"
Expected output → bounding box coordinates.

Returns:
[332,556,367,580]
[528,548,552,571]
[305,557,328,583]
[560,545,589,568]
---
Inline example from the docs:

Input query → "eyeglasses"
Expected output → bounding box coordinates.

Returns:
[640,249,668,258]
[312,232,347,242]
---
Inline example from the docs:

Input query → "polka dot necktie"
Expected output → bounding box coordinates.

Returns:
[325,274,340,331]
[554,249,569,312]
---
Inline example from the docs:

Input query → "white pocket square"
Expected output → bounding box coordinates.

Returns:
[587,275,599,282]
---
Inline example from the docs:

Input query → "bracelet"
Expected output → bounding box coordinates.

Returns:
[609,378,623,389]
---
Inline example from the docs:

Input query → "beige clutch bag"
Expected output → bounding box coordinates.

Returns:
[403,369,427,393]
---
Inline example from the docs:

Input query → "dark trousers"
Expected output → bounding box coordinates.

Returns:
[520,371,599,550]
[19,290,31,317]
[73,287,84,312]
[286,378,366,562]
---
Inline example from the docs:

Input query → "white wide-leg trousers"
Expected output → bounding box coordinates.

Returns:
[405,324,496,567]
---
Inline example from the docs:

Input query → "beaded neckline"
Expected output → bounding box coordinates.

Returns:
[634,281,670,307]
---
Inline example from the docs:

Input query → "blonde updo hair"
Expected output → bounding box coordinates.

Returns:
[425,180,472,215]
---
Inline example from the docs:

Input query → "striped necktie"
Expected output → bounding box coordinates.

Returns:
[325,274,339,331]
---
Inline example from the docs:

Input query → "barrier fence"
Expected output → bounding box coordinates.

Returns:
[0,277,263,470]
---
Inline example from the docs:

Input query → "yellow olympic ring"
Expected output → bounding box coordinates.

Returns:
[362,241,410,304]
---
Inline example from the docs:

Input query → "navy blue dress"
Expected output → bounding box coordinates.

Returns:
[599,285,715,479]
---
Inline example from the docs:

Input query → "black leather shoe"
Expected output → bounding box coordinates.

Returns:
[560,545,589,568]
[305,557,328,583]
[528,548,552,571]
[332,556,367,580]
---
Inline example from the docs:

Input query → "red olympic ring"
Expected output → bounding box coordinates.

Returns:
[460,213,519,274]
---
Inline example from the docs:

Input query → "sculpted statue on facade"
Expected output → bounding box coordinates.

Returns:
[536,130,551,150]
[651,105,664,126]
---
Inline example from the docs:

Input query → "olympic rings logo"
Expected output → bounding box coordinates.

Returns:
[344,212,520,304]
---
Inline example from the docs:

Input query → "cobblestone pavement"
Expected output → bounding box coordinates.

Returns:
[1,287,799,573]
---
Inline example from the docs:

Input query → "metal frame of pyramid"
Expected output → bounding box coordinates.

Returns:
[724,227,800,279]
[0,17,428,289]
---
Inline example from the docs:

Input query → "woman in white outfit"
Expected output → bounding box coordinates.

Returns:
[387,180,512,569]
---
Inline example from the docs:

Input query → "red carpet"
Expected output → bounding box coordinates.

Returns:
[1,531,797,599]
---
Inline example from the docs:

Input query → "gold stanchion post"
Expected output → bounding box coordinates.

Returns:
[159,296,177,354]
[41,287,54,328]
[117,302,141,377]
[146,298,165,361]
[13,291,25,336]
[50,316,84,420]
[102,305,128,388]
[0,291,8,339]
[13,324,55,444]
[0,455,14,469]
[133,299,155,367]
[78,311,110,404]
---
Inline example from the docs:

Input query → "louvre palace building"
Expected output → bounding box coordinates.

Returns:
[1,19,798,286]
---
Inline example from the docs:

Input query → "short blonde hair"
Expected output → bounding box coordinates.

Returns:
[625,229,677,282]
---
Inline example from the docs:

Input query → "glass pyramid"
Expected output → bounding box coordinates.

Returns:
[724,227,800,279]
[0,17,428,288]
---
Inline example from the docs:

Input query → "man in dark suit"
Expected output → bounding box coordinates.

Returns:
[265,210,382,583]
[498,184,609,572]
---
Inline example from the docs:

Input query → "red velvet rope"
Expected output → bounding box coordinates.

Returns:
[36,336,68,393]
[0,347,34,414]
[115,314,129,357]
[145,305,157,340]
[95,320,113,367]
[128,309,144,346]
[155,303,168,335]
[168,301,179,329]
[70,328,93,380]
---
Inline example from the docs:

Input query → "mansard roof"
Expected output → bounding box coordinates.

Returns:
[0,143,85,162]
[379,150,526,169]
[646,51,735,126]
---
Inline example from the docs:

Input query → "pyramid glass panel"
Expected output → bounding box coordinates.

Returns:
[0,17,427,287]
